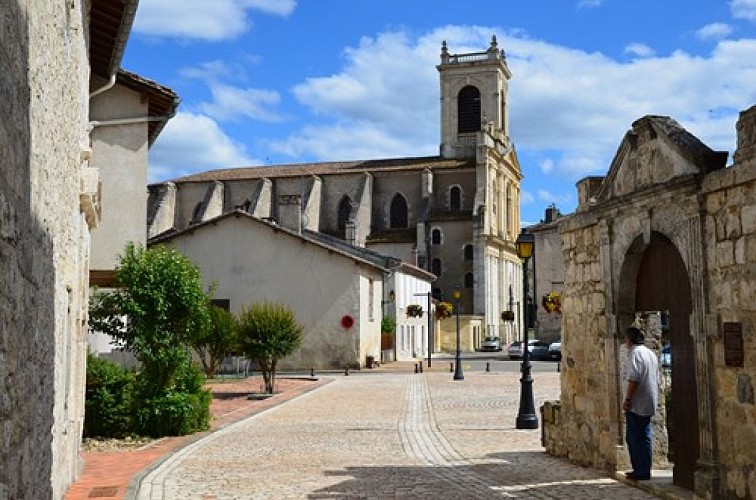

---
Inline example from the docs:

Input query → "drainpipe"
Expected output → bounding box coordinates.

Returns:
[89,73,117,98]
[89,115,175,130]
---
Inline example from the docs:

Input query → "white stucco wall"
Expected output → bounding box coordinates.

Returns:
[89,82,149,270]
[162,214,385,369]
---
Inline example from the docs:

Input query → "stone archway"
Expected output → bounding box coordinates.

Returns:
[619,232,698,489]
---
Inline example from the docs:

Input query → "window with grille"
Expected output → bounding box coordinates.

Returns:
[431,228,442,245]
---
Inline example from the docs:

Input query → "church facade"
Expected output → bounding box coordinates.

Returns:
[148,37,525,344]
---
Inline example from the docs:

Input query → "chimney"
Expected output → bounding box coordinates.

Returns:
[544,205,558,223]
[277,194,302,233]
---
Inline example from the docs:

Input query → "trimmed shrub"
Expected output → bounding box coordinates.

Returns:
[83,354,135,438]
[133,360,211,437]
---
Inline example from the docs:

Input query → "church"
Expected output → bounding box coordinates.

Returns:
[147,37,526,347]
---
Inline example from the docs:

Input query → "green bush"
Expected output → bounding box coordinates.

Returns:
[83,354,135,438]
[133,360,211,437]
[381,315,396,334]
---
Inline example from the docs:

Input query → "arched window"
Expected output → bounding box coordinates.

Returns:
[390,193,408,229]
[431,228,442,245]
[458,85,481,133]
[450,186,461,211]
[431,258,442,277]
[338,196,352,231]
[464,244,473,261]
[464,272,474,288]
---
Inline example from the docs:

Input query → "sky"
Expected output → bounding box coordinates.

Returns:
[123,0,756,224]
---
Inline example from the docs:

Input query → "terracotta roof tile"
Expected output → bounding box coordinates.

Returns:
[164,156,474,184]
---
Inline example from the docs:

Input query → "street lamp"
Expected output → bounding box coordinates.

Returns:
[452,283,464,381]
[515,229,538,429]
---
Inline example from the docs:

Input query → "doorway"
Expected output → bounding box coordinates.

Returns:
[630,232,698,490]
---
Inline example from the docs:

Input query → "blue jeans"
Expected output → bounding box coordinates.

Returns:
[625,411,652,478]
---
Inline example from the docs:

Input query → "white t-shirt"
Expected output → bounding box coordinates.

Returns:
[625,344,659,417]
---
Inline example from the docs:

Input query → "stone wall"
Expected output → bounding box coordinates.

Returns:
[542,106,756,499]
[0,1,90,497]
[701,107,756,498]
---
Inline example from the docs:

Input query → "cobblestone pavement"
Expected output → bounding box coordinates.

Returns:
[135,369,659,499]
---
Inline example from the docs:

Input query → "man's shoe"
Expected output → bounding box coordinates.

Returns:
[625,472,651,480]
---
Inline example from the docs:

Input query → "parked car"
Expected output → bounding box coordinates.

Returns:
[481,336,502,352]
[507,341,523,359]
[529,340,550,360]
[661,345,671,368]
[548,339,562,361]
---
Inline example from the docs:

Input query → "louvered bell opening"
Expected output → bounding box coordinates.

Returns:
[457,86,481,133]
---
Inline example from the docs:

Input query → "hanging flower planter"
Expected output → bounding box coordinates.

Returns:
[341,315,355,329]
[501,310,515,322]
[542,291,562,314]
[406,304,424,318]
[435,301,453,320]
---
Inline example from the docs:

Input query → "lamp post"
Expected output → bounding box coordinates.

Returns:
[413,291,433,368]
[452,283,464,381]
[515,229,538,429]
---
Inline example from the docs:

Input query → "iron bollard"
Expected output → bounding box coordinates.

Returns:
[557,362,561,373]
[486,362,490,372]
[414,363,419,374]
[345,366,349,376]
[450,362,454,373]
[310,367,315,378]
[419,361,423,373]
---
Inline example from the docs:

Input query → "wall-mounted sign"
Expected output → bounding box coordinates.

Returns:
[724,322,743,368]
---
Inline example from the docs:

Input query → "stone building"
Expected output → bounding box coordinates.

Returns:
[147,37,525,348]
[542,105,756,499]
[0,0,143,497]
[150,209,435,369]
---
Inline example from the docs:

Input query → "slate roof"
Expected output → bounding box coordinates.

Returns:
[165,156,475,184]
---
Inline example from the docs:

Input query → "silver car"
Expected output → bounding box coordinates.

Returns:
[481,336,502,352]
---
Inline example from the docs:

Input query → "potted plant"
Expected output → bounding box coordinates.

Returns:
[435,301,453,320]
[406,304,424,318]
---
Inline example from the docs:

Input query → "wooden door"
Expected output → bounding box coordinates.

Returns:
[635,233,697,490]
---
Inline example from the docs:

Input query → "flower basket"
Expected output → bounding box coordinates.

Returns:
[435,301,453,320]
[406,304,424,318]
[542,292,562,314]
[501,310,515,322]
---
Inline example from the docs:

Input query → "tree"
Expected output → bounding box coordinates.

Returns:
[89,243,212,436]
[190,304,238,377]
[236,302,303,393]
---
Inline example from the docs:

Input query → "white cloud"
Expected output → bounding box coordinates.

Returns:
[731,0,756,22]
[577,0,604,9]
[520,190,535,205]
[696,23,734,40]
[148,112,259,181]
[269,28,755,183]
[133,0,297,41]
[624,43,655,58]
[540,159,554,174]
[199,84,284,122]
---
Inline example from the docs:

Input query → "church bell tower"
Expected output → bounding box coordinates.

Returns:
[437,36,512,159]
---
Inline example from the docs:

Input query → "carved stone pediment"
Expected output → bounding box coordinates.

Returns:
[593,116,728,203]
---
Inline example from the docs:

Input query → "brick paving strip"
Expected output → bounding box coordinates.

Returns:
[64,376,329,500]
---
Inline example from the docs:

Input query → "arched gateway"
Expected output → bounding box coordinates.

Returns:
[540,106,756,499]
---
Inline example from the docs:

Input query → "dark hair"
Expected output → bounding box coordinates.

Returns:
[625,326,645,345]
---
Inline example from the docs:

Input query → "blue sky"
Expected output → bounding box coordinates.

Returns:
[123,0,756,224]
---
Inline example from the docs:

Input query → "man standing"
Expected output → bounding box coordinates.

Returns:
[622,326,659,480]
